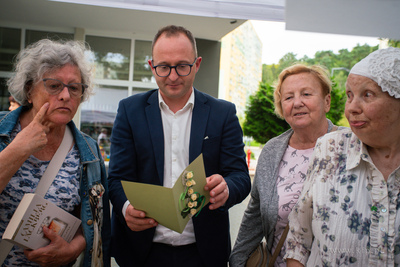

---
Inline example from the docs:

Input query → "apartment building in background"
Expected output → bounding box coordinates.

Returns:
[219,21,262,118]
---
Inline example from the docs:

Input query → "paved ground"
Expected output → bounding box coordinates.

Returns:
[111,146,260,266]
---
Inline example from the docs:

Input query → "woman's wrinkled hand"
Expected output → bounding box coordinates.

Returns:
[24,226,85,267]
[14,103,50,155]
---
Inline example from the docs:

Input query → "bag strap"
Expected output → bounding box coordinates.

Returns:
[35,126,73,196]
[268,224,289,267]
[0,126,73,264]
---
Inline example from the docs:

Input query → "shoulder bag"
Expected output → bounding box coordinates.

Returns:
[245,217,289,267]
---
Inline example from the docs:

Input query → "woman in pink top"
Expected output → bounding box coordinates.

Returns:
[230,64,342,267]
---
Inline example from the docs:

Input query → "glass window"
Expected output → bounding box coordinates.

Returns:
[131,87,153,95]
[80,85,128,154]
[0,78,10,111]
[133,40,153,82]
[0,27,21,72]
[85,36,131,81]
[25,30,74,47]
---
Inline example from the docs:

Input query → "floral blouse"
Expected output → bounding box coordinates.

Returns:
[284,129,400,266]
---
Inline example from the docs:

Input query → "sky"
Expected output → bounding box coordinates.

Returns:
[251,20,381,65]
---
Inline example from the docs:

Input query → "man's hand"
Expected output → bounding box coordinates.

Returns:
[204,174,229,210]
[125,204,158,231]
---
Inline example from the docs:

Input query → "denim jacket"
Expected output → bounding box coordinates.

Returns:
[0,107,111,267]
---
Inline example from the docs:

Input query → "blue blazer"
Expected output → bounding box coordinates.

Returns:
[108,88,251,267]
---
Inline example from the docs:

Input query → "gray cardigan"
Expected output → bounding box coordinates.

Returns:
[229,119,339,266]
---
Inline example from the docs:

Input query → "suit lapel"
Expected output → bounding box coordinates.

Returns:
[145,91,164,185]
[190,89,209,163]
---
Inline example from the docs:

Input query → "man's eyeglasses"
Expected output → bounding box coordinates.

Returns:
[152,58,197,77]
[42,78,88,98]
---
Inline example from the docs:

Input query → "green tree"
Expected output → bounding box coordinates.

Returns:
[344,44,378,68]
[262,63,280,84]
[278,52,299,72]
[388,39,400,48]
[243,82,289,144]
[306,50,336,69]
[326,78,346,125]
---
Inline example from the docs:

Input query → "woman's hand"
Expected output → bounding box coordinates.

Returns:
[0,103,50,193]
[24,226,86,267]
[14,102,50,155]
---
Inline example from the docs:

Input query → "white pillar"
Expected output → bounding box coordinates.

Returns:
[73,28,85,130]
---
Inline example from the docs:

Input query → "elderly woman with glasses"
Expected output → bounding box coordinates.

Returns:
[0,39,110,267]
[285,47,400,266]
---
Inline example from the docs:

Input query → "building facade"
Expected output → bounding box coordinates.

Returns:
[0,0,248,151]
[219,21,262,118]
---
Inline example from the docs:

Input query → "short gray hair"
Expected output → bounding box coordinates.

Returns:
[7,39,94,107]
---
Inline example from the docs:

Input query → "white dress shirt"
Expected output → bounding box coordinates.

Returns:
[122,89,196,246]
[152,89,195,245]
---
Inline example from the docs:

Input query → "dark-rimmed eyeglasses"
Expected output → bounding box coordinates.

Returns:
[42,78,87,98]
[152,58,197,77]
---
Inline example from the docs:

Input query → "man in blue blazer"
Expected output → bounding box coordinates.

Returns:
[108,25,251,267]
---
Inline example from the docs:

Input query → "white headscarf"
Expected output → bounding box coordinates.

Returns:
[350,47,400,98]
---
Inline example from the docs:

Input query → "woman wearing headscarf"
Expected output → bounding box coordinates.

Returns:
[285,47,400,266]
[230,64,341,266]
[0,39,111,267]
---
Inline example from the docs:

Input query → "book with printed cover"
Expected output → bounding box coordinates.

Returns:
[2,193,81,250]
